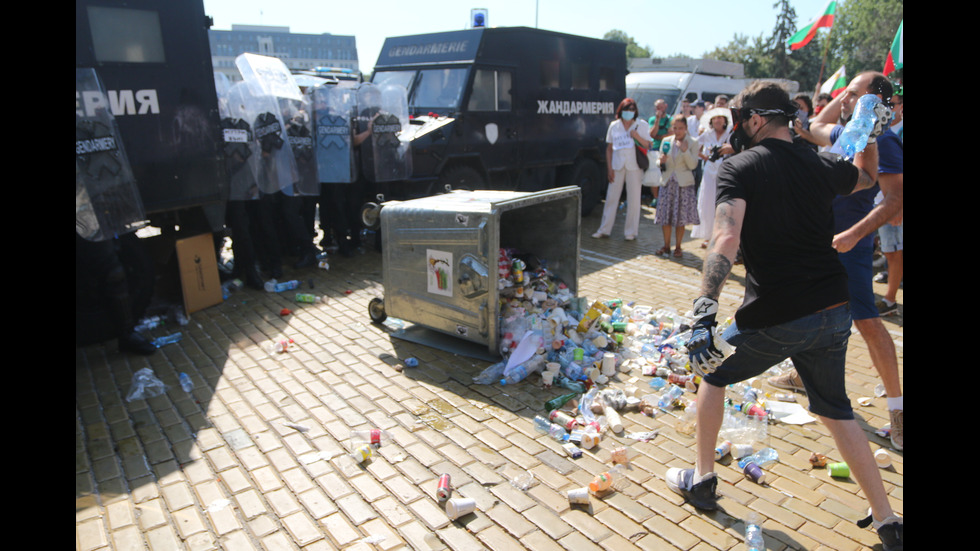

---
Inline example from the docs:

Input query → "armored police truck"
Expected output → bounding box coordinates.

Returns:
[76,0,226,234]
[370,27,627,215]
[76,0,226,346]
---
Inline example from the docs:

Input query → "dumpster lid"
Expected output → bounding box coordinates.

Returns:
[384,186,581,213]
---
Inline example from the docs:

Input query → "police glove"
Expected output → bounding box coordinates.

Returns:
[688,296,726,377]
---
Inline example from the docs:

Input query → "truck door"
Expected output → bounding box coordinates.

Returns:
[460,67,520,178]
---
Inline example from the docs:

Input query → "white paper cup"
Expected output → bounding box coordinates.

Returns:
[445,498,476,520]
[874,448,892,468]
[541,371,556,386]
[601,353,617,376]
[567,487,590,504]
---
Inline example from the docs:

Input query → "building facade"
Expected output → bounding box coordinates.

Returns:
[209,25,358,81]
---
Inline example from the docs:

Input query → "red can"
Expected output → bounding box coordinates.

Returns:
[437,474,452,502]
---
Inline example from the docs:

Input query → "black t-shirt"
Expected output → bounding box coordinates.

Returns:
[716,138,858,329]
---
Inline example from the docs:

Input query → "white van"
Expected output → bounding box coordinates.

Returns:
[626,57,799,118]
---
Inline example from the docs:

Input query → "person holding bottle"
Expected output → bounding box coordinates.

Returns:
[593,98,652,241]
[670,81,902,551]
[771,72,904,453]
[653,117,700,257]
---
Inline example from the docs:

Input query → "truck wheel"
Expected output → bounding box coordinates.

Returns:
[438,165,485,191]
[368,297,387,324]
[563,159,602,216]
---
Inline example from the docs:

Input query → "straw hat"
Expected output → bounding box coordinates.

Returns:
[700,107,733,129]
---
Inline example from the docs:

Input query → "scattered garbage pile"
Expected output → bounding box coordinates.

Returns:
[471,247,822,504]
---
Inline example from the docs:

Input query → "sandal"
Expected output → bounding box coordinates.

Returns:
[655,246,671,256]
[674,248,683,258]
[591,232,609,239]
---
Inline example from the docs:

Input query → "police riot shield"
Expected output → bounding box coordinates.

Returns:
[235,52,304,102]
[75,67,146,242]
[217,80,261,201]
[235,53,312,196]
[233,80,298,195]
[312,84,357,184]
[281,94,319,196]
[357,83,412,183]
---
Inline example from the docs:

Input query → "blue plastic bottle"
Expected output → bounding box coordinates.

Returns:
[744,512,764,551]
[658,384,685,409]
[179,373,193,393]
[737,447,779,470]
[152,333,183,348]
[837,94,882,157]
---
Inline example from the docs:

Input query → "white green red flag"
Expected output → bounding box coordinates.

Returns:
[883,21,903,74]
[820,65,847,98]
[787,1,837,51]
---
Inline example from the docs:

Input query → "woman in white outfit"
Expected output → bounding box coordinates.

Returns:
[691,108,734,248]
[593,98,652,241]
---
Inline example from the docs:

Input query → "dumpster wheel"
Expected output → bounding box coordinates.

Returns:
[368,297,387,324]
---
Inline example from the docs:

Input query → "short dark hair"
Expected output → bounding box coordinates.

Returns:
[861,71,894,100]
[793,93,813,115]
[733,81,797,123]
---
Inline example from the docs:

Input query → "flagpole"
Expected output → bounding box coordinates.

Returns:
[814,23,834,99]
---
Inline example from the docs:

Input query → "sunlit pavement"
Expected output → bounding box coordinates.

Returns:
[77,200,902,550]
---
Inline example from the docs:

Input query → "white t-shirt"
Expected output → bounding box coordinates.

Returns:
[606,118,650,170]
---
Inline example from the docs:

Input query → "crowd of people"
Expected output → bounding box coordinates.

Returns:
[594,80,904,325]
[595,75,904,549]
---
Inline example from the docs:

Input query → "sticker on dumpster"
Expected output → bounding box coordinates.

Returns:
[427,249,453,297]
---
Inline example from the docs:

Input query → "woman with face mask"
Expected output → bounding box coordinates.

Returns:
[593,98,652,241]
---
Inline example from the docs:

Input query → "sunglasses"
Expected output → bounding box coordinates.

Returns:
[730,106,795,127]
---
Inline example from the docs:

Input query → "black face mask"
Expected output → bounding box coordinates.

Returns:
[728,106,795,153]
[729,107,756,153]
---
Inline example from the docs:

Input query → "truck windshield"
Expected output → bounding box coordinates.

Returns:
[374,68,469,111]
[629,88,682,120]
[412,68,468,110]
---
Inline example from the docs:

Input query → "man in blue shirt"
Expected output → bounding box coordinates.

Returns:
[774,72,904,454]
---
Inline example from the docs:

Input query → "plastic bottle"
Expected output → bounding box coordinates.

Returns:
[744,512,764,551]
[836,94,883,157]
[553,374,586,393]
[135,316,165,333]
[501,356,545,385]
[264,279,300,293]
[589,464,624,493]
[350,429,391,448]
[179,373,193,393]
[533,415,569,441]
[473,361,507,385]
[737,447,779,470]
[152,332,183,348]
[658,384,685,409]
[294,293,322,303]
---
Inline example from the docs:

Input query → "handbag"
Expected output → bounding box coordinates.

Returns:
[643,149,663,186]
[635,144,649,171]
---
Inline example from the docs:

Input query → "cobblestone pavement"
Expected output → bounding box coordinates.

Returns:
[76,201,903,551]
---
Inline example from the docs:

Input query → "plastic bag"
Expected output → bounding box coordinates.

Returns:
[126,368,168,402]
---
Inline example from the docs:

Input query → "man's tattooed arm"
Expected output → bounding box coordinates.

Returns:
[699,198,745,299]
[700,252,732,300]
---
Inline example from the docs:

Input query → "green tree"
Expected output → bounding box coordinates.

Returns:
[827,0,903,77]
[705,0,903,93]
[603,30,652,58]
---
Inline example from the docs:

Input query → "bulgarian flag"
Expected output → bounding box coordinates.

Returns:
[787,1,837,51]
[883,21,903,74]
[820,65,847,98]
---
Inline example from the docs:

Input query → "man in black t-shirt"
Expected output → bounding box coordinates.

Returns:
[666,82,903,550]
